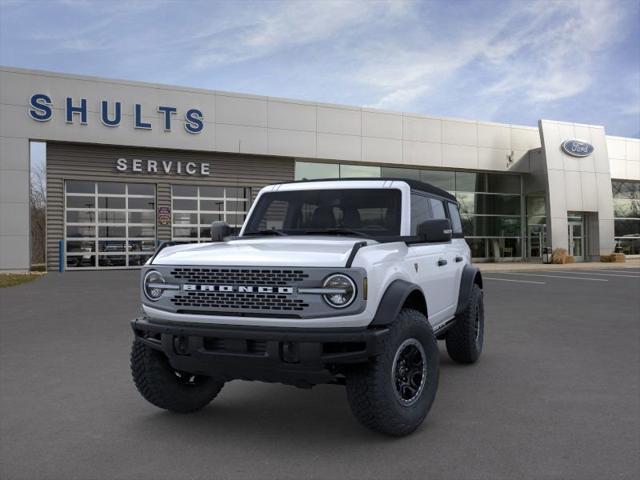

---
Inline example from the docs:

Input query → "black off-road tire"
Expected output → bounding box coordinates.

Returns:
[345,309,439,437]
[445,283,484,364]
[131,340,225,413]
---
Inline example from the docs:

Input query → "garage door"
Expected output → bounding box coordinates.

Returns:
[171,185,250,241]
[64,180,156,269]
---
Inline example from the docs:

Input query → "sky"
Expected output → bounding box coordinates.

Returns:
[1,0,639,137]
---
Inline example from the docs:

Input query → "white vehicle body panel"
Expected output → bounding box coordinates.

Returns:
[143,179,471,330]
[152,237,363,268]
[405,243,456,324]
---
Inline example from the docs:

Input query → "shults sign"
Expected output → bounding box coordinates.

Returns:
[28,93,204,134]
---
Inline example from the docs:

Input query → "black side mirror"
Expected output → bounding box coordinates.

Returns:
[416,219,452,243]
[210,221,231,242]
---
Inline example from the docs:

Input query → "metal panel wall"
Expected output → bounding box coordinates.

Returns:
[46,142,294,270]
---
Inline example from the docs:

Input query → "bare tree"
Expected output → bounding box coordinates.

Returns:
[30,161,46,269]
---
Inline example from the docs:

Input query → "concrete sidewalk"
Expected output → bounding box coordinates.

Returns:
[477,257,640,273]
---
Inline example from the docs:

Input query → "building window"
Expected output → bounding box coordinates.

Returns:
[171,186,250,241]
[612,180,640,255]
[526,194,547,258]
[295,161,523,259]
[64,181,156,269]
[295,161,339,180]
[295,161,381,180]
[339,164,381,178]
[381,167,522,258]
[30,141,47,271]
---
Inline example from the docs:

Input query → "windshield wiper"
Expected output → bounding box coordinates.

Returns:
[302,228,370,238]
[245,229,287,236]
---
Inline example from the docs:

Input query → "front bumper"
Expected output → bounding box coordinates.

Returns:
[131,317,389,387]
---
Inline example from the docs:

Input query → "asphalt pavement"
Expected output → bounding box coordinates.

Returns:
[1,268,639,480]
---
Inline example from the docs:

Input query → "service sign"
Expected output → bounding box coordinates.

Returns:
[561,139,594,157]
[115,158,210,176]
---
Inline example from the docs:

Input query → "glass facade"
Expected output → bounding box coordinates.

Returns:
[612,180,640,255]
[295,161,525,259]
[171,185,250,241]
[526,194,547,258]
[64,180,156,269]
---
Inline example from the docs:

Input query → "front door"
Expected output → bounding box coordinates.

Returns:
[528,224,546,258]
[406,243,458,325]
[568,220,584,261]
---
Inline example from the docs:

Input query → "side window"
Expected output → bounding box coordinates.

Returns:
[410,194,431,234]
[447,202,463,234]
[429,198,446,219]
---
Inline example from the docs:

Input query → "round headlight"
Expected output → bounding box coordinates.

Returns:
[323,274,356,308]
[143,270,165,301]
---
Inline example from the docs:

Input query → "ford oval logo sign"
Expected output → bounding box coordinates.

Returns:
[561,139,594,157]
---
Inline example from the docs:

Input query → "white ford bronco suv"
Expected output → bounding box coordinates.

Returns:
[130,179,484,436]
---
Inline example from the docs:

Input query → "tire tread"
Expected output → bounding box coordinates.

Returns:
[445,284,483,364]
[131,340,224,413]
[346,309,439,436]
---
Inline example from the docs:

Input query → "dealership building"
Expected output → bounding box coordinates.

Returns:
[0,66,639,272]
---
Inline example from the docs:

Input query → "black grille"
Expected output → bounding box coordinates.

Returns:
[171,292,309,311]
[170,267,308,286]
[203,338,267,356]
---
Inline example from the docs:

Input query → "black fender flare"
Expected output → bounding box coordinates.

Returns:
[455,264,483,316]
[369,279,427,327]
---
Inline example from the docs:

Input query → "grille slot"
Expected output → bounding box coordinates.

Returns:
[171,292,309,311]
[170,268,308,285]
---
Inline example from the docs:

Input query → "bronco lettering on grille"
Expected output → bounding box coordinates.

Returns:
[183,285,295,294]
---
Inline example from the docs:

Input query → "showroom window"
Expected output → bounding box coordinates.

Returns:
[65,181,156,269]
[295,161,524,259]
[612,180,640,255]
[295,161,381,180]
[171,185,250,241]
[381,167,522,259]
[526,194,547,258]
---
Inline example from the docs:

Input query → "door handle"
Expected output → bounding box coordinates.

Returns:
[455,256,463,262]
[437,259,447,266]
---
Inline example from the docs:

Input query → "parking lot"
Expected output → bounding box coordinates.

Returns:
[1,268,639,480]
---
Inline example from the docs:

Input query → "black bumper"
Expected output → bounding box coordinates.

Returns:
[131,317,389,386]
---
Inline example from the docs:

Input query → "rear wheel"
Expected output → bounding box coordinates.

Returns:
[345,309,439,436]
[131,340,225,413]
[445,283,484,364]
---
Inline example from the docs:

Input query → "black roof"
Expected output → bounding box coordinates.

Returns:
[289,177,457,203]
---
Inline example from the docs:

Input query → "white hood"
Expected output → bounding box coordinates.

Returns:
[151,236,370,267]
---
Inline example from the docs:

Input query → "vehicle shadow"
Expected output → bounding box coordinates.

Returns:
[131,383,389,445]
[128,351,460,448]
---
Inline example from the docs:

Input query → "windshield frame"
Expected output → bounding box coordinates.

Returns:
[241,187,405,238]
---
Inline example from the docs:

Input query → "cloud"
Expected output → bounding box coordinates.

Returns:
[189,0,408,70]
[1,0,637,136]
[368,85,430,110]
[481,0,624,102]
[355,0,626,111]
[359,37,495,109]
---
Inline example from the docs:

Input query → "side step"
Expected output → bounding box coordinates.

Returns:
[433,317,457,339]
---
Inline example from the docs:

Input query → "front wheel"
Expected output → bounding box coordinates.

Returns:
[130,340,225,413]
[345,309,439,436]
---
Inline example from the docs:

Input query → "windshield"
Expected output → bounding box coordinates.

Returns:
[243,188,402,238]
